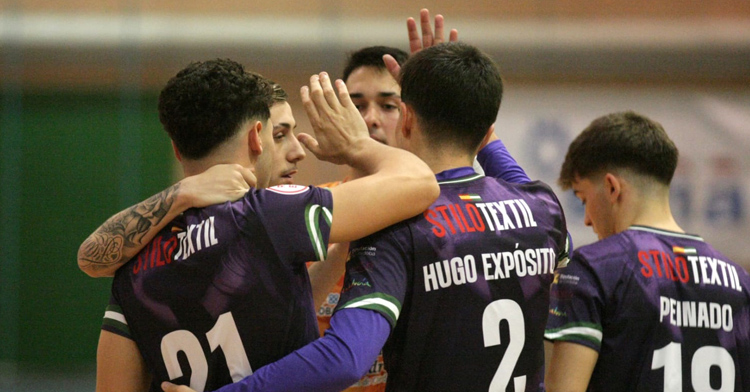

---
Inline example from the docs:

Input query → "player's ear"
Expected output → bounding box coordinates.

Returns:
[247,120,264,156]
[171,141,182,162]
[603,173,621,203]
[400,102,413,139]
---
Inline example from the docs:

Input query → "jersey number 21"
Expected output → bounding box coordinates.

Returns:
[161,312,252,392]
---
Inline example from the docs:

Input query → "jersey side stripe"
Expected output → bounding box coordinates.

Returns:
[322,206,332,225]
[102,305,132,338]
[305,204,328,261]
[545,325,603,346]
[104,310,127,325]
[340,294,402,323]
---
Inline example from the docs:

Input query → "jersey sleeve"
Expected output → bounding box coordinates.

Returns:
[333,225,410,328]
[100,293,132,340]
[544,253,605,351]
[476,139,531,184]
[250,185,334,264]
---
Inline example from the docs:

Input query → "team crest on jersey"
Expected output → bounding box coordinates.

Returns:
[267,184,310,195]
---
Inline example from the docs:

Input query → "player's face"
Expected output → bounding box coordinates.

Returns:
[265,101,305,186]
[346,66,401,146]
[572,175,617,240]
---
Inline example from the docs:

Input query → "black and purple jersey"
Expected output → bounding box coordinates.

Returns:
[101,184,333,392]
[335,167,569,392]
[545,225,750,391]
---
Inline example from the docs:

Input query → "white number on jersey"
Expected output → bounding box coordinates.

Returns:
[483,299,526,392]
[161,312,252,391]
[651,342,734,392]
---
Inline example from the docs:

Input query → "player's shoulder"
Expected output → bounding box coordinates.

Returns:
[316,180,343,189]
[493,178,563,205]
[246,184,332,203]
[354,213,418,249]
[572,232,633,267]
[264,184,315,195]
[224,185,331,225]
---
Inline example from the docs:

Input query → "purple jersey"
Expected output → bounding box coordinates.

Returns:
[335,168,569,392]
[545,226,750,391]
[101,185,333,392]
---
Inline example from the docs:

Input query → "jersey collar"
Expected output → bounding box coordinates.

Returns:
[436,167,483,185]
[627,225,704,241]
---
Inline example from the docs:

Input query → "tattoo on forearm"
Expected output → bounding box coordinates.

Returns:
[79,183,181,271]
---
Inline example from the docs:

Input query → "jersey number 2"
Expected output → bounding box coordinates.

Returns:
[161,312,252,392]
[651,342,735,392]
[483,299,526,392]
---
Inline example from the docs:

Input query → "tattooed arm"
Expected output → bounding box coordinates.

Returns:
[78,164,256,277]
[78,183,185,277]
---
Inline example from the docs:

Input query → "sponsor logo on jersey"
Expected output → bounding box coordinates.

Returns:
[132,234,179,275]
[558,273,580,285]
[133,216,221,274]
[639,248,742,292]
[173,216,219,262]
[341,278,373,293]
[424,198,538,238]
[267,184,310,195]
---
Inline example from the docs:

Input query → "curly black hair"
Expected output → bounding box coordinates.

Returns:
[158,59,274,160]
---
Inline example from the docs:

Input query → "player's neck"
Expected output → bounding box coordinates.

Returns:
[422,154,474,175]
[620,190,683,234]
[413,142,475,175]
[180,153,253,178]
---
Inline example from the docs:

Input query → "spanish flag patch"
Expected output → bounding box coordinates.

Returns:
[673,246,697,255]
[458,194,482,202]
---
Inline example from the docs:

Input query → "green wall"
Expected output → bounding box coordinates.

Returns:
[0,91,173,370]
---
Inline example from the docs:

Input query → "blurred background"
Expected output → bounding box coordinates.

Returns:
[1,0,749,390]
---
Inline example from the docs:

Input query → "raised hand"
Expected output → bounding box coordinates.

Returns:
[409,8,459,54]
[298,72,370,165]
[384,8,459,80]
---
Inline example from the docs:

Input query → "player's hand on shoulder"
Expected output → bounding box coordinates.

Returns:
[298,72,370,165]
[179,163,255,208]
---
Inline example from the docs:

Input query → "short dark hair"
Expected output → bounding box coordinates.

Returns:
[342,46,409,82]
[158,59,273,160]
[399,42,503,153]
[268,80,289,104]
[558,111,679,190]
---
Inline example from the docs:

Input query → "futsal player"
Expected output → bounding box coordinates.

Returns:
[88,59,440,391]
[309,12,532,391]
[78,79,306,278]
[543,111,750,392]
